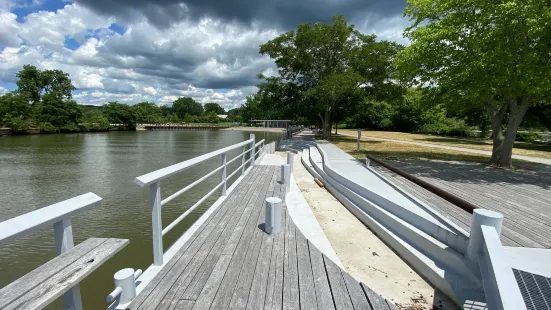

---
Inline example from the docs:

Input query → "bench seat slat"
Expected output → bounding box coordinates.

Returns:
[0,238,128,310]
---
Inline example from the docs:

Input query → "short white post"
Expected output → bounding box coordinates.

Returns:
[221,152,227,196]
[466,209,504,260]
[287,152,294,173]
[357,128,361,152]
[241,145,246,176]
[365,158,370,168]
[250,134,255,167]
[53,219,83,310]
[115,268,137,304]
[150,181,163,266]
[265,197,282,234]
[280,164,290,192]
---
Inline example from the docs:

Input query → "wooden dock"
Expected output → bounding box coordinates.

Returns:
[143,124,230,131]
[371,159,551,249]
[128,166,397,310]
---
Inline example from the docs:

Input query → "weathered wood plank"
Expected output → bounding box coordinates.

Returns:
[323,255,354,310]
[129,168,258,309]
[341,271,372,310]
[263,208,287,310]
[160,168,267,309]
[360,283,390,310]
[174,300,195,310]
[243,167,280,310]
[4,238,128,310]
[308,240,335,310]
[192,254,233,310]
[227,167,278,310]
[177,168,270,303]
[206,167,278,309]
[133,169,263,309]
[296,230,318,310]
[0,238,106,309]
[283,216,299,310]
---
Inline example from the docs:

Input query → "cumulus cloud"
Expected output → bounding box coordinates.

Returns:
[0,0,409,108]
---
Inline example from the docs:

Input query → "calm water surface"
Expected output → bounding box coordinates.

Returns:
[0,130,281,309]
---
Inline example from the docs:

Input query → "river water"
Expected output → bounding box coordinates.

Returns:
[0,130,281,309]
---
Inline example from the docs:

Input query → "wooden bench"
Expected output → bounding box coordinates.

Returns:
[0,237,128,310]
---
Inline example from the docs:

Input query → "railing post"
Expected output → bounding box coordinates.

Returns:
[466,209,503,261]
[250,134,255,167]
[150,181,163,266]
[221,152,227,196]
[53,219,83,310]
[287,151,294,173]
[241,145,246,176]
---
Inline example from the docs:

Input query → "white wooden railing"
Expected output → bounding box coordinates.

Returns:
[134,135,265,266]
[478,225,527,310]
[0,193,103,310]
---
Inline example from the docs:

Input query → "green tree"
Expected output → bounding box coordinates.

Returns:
[204,102,225,115]
[395,0,551,167]
[81,109,110,131]
[39,93,82,130]
[0,93,33,127]
[260,15,402,139]
[134,102,162,123]
[16,65,75,103]
[172,97,204,119]
[103,102,137,130]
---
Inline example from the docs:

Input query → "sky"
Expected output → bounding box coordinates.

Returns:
[0,0,410,110]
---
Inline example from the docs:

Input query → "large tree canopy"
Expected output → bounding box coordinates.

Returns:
[395,0,551,167]
[259,15,403,139]
[172,97,204,119]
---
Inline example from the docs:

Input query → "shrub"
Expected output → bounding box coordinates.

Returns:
[39,122,57,133]
[419,118,473,137]
[516,131,542,143]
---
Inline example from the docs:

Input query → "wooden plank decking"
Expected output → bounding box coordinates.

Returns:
[371,159,551,249]
[128,165,396,310]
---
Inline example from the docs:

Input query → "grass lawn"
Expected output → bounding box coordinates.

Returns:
[331,135,492,164]
[338,129,551,160]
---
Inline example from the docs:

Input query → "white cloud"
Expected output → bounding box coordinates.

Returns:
[0,12,21,47]
[0,2,410,109]
[0,85,8,95]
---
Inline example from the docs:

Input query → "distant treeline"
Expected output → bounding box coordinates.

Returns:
[0,65,229,133]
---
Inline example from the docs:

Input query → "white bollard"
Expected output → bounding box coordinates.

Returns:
[466,209,504,260]
[265,197,282,234]
[365,158,370,168]
[280,164,290,192]
[287,152,294,173]
[114,268,137,304]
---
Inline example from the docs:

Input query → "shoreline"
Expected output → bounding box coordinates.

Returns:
[221,126,285,132]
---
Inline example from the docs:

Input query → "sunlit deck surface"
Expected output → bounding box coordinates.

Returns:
[127,165,397,310]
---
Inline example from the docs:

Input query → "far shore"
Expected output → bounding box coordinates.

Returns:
[222,126,285,132]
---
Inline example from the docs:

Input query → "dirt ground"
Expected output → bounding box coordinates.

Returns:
[281,151,459,310]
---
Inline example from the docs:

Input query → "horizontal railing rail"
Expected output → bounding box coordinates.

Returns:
[0,192,104,310]
[134,135,263,267]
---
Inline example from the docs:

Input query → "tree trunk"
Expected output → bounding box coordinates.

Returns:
[335,121,338,135]
[490,96,531,167]
[322,110,331,140]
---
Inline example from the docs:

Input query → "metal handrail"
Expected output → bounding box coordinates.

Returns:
[0,192,103,310]
[134,139,253,187]
[134,135,260,266]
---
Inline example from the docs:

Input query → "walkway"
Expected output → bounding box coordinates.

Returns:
[128,166,398,310]
[370,159,551,249]
[340,133,551,165]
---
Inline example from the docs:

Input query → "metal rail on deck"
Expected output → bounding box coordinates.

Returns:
[0,193,104,310]
[134,135,266,266]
